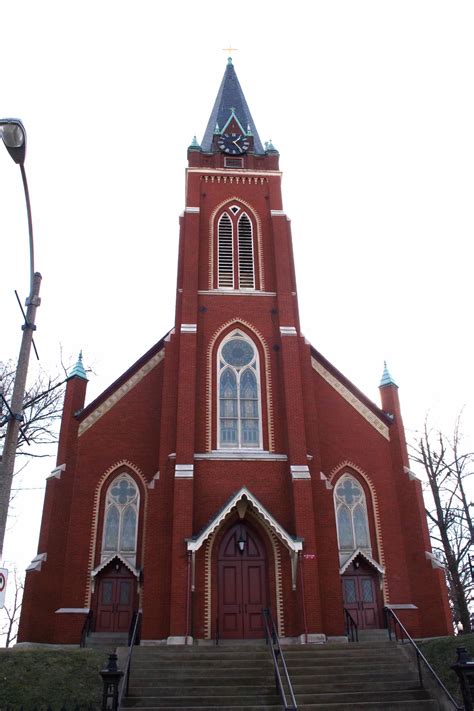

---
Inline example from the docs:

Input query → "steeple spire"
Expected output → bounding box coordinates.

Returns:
[68,350,88,381]
[379,360,397,388]
[201,60,264,154]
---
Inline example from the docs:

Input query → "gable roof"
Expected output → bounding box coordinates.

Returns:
[310,345,393,429]
[186,486,303,553]
[77,332,169,426]
[201,59,265,154]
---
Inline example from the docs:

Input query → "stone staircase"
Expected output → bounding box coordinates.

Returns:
[85,631,129,649]
[120,639,440,710]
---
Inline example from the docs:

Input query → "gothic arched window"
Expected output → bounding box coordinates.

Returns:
[334,474,371,560]
[218,332,261,448]
[101,474,139,564]
[217,207,256,290]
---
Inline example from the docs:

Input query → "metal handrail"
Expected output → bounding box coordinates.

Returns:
[343,608,359,642]
[384,606,462,710]
[79,609,92,648]
[262,607,297,711]
[118,610,142,708]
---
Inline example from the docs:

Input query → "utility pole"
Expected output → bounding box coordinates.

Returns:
[0,119,38,561]
[0,274,41,559]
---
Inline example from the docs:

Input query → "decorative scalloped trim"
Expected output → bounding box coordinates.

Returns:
[208,197,264,291]
[329,460,389,602]
[311,358,389,440]
[339,548,385,575]
[78,351,164,436]
[187,487,302,554]
[84,460,148,607]
[91,553,140,578]
[206,320,274,452]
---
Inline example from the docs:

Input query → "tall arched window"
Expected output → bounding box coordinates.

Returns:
[334,474,371,563]
[218,331,262,448]
[218,213,234,288]
[101,473,140,565]
[217,207,256,290]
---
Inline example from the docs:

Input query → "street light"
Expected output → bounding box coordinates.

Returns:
[0,119,41,561]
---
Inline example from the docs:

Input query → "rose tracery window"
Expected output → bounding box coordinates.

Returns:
[334,474,371,561]
[101,474,139,564]
[218,332,262,449]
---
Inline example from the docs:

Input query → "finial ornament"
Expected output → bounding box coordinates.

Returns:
[69,350,88,381]
[222,43,238,63]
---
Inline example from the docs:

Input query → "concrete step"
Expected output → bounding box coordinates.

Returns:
[122,639,439,710]
[122,696,281,708]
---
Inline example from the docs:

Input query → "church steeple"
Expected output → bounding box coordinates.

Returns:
[201,58,264,154]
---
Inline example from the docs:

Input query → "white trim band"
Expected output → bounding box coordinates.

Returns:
[404,466,421,482]
[26,552,47,572]
[55,608,90,614]
[175,464,194,479]
[185,207,200,213]
[195,451,287,461]
[48,463,66,479]
[271,210,286,217]
[280,326,297,336]
[291,465,311,480]
[181,324,197,333]
[426,551,445,569]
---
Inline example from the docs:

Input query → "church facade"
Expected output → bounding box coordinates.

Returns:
[19,60,451,645]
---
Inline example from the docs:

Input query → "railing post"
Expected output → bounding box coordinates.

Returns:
[451,647,474,711]
[100,653,124,711]
[416,650,423,688]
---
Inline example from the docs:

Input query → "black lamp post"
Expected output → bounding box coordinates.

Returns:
[0,118,41,561]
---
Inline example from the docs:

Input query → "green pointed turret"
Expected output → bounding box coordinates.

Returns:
[379,361,397,388]
[69,351,88,381]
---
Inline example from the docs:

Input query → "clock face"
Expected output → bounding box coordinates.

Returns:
[217,132,250,155]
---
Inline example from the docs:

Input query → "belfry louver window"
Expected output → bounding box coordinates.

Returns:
[218,213,234,288]
[238,214,255,288]
[216,208,257,290]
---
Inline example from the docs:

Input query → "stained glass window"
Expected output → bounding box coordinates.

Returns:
[334,474,371,555]
[218,333,261,449]
[102,474,139,562]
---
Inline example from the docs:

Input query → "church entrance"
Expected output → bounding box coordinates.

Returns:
[217,522,268,639]
[342,562,382,629]
[94,561,136,633]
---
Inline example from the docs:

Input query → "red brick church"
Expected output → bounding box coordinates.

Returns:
[19,59,451,645]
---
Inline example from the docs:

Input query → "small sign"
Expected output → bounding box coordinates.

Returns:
[303,553,316,560]
[0,568,8,608]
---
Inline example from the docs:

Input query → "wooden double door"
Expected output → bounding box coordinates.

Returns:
[218,522,268,639]
[95,562,135,633]
[342,566,381,629]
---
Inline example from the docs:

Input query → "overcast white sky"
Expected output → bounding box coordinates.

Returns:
[1,1,473,595]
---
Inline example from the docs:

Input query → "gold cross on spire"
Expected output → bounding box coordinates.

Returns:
[222,43,238,57]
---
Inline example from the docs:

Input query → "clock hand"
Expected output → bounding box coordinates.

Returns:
[232,136,243,153]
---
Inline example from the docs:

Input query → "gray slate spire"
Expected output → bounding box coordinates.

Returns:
[201,58,264,154]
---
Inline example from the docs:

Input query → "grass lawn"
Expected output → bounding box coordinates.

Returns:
[419,632,474,704]
[0,647,108,710]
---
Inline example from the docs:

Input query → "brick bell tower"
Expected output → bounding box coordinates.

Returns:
[156,55,324,644]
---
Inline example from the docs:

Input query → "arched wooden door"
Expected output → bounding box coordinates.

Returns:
[94,561,136,633]
[342,560,382,629]
[218,522,268,639]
